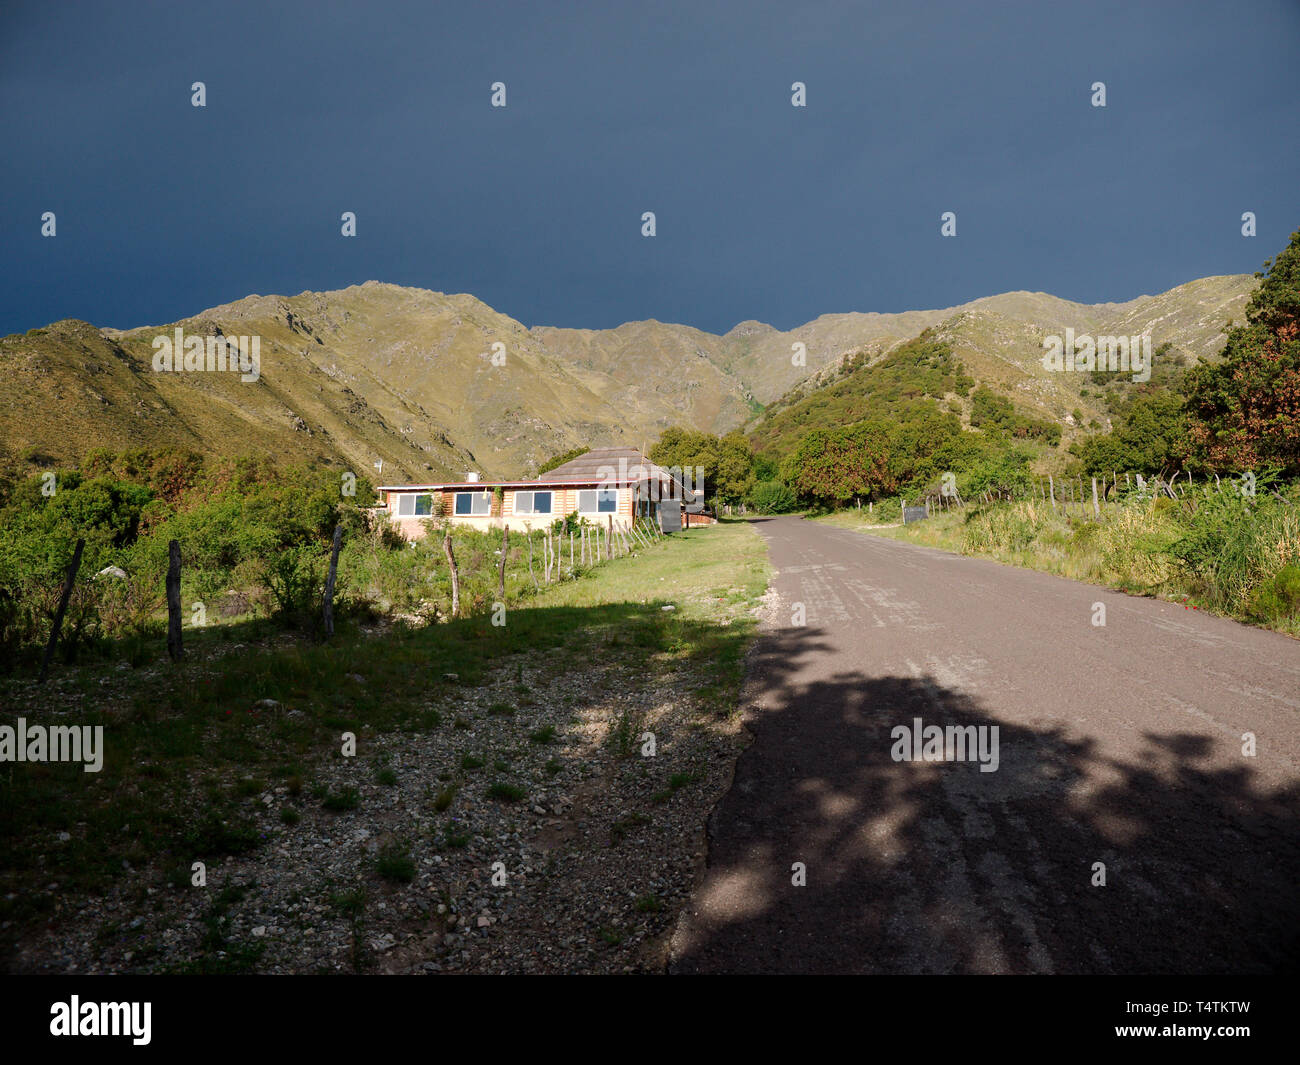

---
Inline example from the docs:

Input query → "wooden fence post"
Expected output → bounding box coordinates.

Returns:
[39,538,85,682]
[607,515,613,559]
[322,525,343,637]
[165,538,184,660]
[498,524,508,601]
[569,529,574,575]
[443,524,461,618]
[1091,477,1100,519]
[524,525,538,591]
[1048,475,1056,514]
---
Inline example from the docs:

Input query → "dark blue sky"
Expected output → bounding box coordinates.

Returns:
[2,0,1297,337]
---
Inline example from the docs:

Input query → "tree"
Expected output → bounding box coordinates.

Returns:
[649,427,721,497]
[1186,227,1300,474]
[714,431,756,504]
[1071,390,1190,475]
[751,481,798,513]
[785,423,893,506]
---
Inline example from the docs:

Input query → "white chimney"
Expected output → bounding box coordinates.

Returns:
[465,471,480,483]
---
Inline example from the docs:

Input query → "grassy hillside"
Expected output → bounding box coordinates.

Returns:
[746,274,1253,471]
[1,275,1253,483]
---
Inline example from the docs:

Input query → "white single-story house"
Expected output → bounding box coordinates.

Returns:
[373,447,713,539]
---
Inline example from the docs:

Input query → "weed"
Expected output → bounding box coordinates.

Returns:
[322,786,360,812]
[486,781,526,803]
[610,812,650,844]
[433,783,459,811]
[376,840,416,883]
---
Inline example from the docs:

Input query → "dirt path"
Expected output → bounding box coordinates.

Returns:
[670,516,1300,974]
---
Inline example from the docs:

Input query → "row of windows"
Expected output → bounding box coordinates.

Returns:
[393,488,620,518]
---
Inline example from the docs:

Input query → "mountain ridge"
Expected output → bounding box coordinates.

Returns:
[1,274,1254,482]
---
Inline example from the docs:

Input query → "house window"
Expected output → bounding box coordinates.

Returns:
[453,491,491,516]
[577,488,618,513]
[514,490,552,516]
[395,493,434,517]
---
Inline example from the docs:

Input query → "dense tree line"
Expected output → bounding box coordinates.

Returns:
[1072,228,1300,478]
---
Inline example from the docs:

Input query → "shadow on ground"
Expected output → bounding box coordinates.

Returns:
[671,623,1300,974]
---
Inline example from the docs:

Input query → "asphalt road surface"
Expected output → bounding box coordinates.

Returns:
[669,516,1300,974]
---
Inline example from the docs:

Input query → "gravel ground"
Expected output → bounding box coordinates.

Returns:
[9,646,755,975]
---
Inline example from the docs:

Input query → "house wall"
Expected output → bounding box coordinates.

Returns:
[379,486,634,540]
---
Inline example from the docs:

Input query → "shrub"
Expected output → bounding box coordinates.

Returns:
[376,840,416,883]
[750,480,798,514]
[1247,564,1300,624]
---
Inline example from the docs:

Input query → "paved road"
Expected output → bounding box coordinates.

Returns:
[670,516,1300,974]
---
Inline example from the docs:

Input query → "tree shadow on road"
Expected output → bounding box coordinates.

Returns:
[671,624,1300,974]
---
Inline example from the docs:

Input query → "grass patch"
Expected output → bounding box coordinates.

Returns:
[376,840,416,884]
[329,888,366,918]
[485,781,527,803]
[610,812,650,844]
[322,786,360,812]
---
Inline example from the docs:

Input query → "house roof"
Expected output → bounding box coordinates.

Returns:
[536,447,658,483]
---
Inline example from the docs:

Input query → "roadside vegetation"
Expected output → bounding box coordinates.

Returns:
[821,480,1300,636]
[0,450,658,673]
[735,226,1300,634]
[0,518,770,972]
